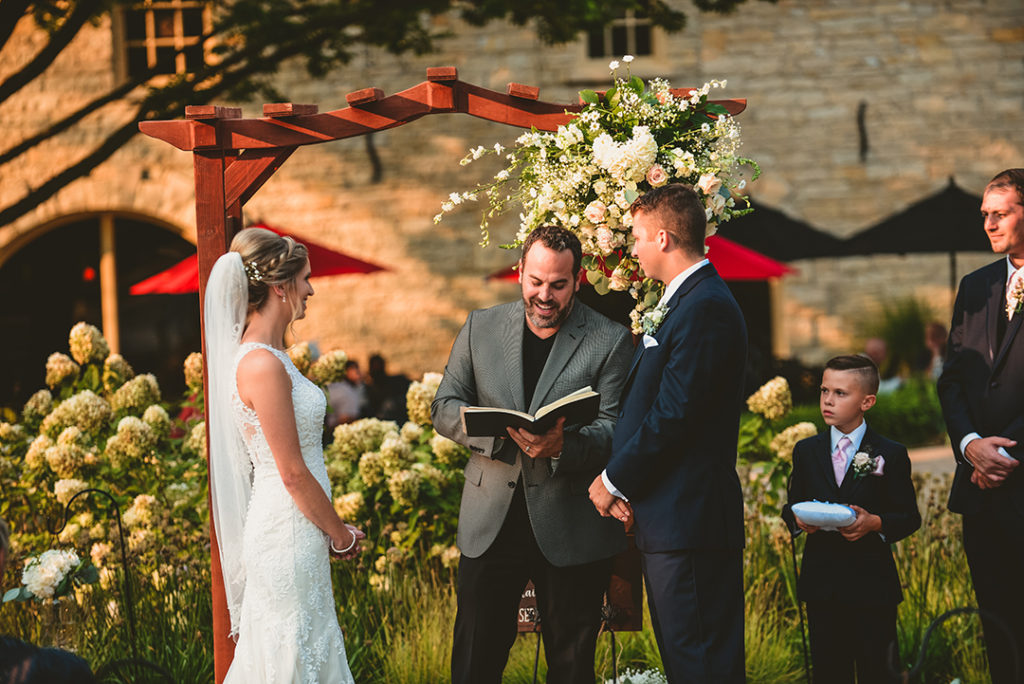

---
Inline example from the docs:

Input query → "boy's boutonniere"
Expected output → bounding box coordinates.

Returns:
[850,449,885,480]
[1006,271,1024,320]
[641,302,669,335]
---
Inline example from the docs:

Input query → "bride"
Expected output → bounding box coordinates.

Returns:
[205,226,364,683]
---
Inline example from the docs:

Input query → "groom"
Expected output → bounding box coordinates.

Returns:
[589,183,748,682]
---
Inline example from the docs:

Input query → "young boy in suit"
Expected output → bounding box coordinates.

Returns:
[782,354,921,683]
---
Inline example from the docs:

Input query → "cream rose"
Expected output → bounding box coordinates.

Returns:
[646,164,669,187]
[697,172,722,196]
[584,200,607,224]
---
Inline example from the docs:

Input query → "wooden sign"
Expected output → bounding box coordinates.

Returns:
[517,535,643,633]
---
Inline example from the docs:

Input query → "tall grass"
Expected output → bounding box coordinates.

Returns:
[0,471,994,682]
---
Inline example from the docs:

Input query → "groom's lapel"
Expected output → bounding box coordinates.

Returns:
[502,302,527,412]
[530,303,586,414]
[620,264,717,396]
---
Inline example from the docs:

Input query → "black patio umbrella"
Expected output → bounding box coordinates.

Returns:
[716,200,845,261]
[842,178,989,292]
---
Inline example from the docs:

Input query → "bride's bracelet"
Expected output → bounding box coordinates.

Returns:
[330,532,358,555]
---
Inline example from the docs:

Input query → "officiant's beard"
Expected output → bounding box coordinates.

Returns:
[525,295,574,330]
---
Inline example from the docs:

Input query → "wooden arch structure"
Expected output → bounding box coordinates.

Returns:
[139,66,746,681]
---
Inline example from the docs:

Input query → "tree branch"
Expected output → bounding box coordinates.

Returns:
[0,0,33,54]
[0,0,104,104]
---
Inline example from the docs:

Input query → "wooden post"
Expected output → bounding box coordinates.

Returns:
[770,278,789,359]
[188,106,242,684]
[98,213,120,353]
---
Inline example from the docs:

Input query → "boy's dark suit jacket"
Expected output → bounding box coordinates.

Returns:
[938,259,1024,514]
[782,428,921,605]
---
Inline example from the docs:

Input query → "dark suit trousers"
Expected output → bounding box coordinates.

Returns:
[451,483,612,684]
[641,548,745,683]
[964,503,1024,684]
[805,599,899,684]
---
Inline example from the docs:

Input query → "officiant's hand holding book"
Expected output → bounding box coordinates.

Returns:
[460,386,601,438]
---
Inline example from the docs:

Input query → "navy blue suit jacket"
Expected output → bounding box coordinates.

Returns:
[782,428,920,604]
[606,263,747,552]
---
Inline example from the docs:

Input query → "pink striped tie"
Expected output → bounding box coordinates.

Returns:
[832,436,851,486]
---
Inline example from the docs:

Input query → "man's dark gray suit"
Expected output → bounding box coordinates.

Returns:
[432,299,633,684]
[939,258,1024,684]
[606,262,747,683]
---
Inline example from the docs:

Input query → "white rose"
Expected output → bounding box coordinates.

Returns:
[584,200,607,224]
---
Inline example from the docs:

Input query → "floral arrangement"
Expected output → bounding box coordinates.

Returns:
[436,57,759,332]
[605,669,668,684]
[1007,271,1024,320]
[3,548,98,603]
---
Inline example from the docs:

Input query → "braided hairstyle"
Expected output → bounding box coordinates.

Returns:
[229,227,310,322]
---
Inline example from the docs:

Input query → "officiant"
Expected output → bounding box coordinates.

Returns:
[432,225,634,684]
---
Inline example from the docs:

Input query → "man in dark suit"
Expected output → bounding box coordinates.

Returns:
[783,355,920,683]
[432,225,634,684]
[939,168,1024,684]
[588,183,747,682]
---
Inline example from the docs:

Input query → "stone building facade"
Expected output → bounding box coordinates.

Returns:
[1,0,1021,404]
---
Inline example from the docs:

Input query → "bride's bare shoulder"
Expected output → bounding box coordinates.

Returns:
[237,347,287,384]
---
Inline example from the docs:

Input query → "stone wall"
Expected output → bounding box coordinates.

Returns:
[1,0,1022,376]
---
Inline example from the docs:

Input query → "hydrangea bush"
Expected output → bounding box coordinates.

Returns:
[0,323,208,594]
[437,58,759,332]
[324,372,469,589]
[739,376,821,515]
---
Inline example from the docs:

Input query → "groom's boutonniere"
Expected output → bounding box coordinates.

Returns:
[1006,273,1024,320]
[850,448,885,480]
[641,303,669,336]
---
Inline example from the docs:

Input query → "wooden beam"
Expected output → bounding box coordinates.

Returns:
[140,77,747,153]
[263,103,319,118]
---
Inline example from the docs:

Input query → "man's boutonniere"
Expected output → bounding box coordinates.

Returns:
[641,302,669,335]
[850,450,885,480]
[1006,272,1024,320]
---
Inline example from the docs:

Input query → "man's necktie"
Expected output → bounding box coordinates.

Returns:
[832,435,851,487]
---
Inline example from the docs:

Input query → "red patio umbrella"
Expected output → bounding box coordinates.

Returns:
[131,222,387,294]
[486,235,794,282]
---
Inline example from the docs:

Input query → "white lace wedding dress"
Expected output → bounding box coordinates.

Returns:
[224,342,355,684]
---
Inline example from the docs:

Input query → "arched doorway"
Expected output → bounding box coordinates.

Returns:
[0,214,200,412]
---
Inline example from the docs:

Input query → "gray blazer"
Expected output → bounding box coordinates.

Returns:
[431,299,634,567]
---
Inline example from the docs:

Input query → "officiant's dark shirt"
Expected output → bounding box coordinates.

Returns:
[523,327,556,407]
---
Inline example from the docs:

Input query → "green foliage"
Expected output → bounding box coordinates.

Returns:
[866,296,934,378]
[868,379,946,447]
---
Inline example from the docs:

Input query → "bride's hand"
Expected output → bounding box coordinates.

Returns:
[330,524,365,561]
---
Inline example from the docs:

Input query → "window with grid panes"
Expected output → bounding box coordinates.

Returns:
[587,10,652,59]
[122,0,207,79]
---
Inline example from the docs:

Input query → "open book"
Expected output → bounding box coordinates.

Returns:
[460,386,601,437]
